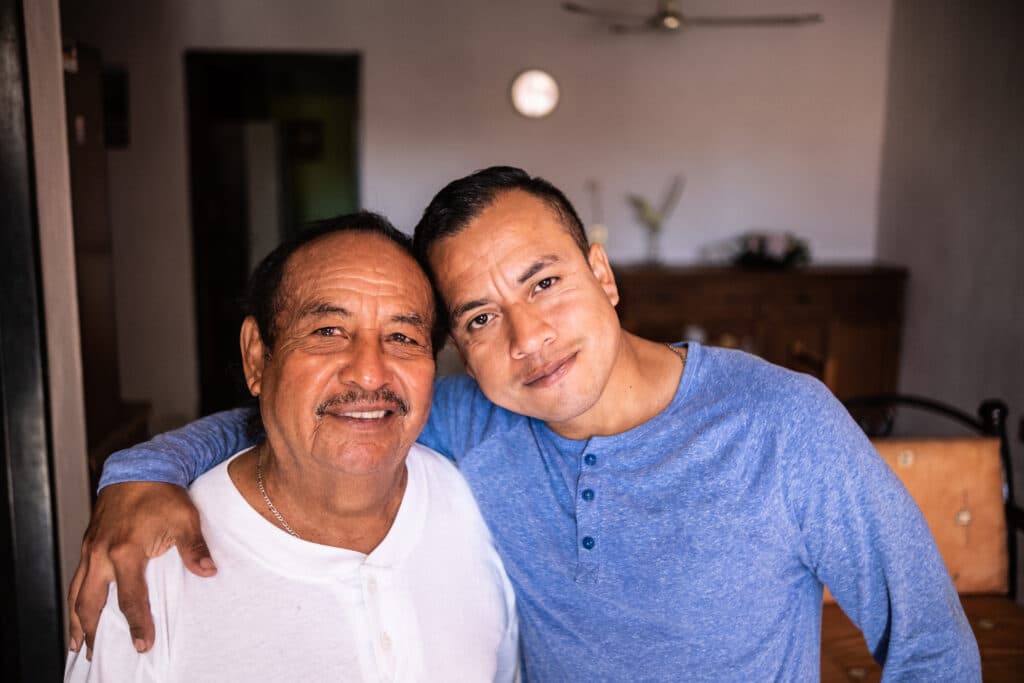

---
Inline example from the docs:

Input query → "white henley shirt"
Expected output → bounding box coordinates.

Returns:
[65,444,519,682]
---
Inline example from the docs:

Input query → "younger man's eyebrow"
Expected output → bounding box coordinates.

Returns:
[516,255,560,285]
[450,298,488,323]
[449,255,563,323]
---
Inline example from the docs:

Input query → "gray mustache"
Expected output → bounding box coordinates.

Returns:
[316,389,409,417]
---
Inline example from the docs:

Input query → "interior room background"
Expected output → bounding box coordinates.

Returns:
[59,0,895,430]
[30,0,1021,650]
[59,0,1024,517]
[59,0,1021,436]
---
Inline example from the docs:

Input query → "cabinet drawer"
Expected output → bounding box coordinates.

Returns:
[761,284,832,321]
[620,280,758,322]
[612,264,907,398]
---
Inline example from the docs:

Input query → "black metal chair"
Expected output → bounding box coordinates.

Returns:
[844,394,1020,599]
[820,395,1024,682]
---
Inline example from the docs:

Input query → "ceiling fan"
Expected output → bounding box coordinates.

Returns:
[562,1,823,34]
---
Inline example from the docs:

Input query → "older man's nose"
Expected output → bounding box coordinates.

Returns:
[508,304,555,359]
[344,335,388,388]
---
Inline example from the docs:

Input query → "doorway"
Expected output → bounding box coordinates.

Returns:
[185,51,360,415]
[1,0,65,675]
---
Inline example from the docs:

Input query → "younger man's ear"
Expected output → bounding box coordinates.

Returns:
[587,243,620,307]
[240,316,267,397]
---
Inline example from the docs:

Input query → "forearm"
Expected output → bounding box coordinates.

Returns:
[98,407,257,490]
[870,509,979,679]
[782,380,979,678]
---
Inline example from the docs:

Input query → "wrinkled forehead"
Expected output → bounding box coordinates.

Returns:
[280,232,435,316]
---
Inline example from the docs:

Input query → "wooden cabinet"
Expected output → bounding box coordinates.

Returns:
[613,265,907,399]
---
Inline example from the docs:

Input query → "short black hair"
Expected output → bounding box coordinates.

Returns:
[244,211,446,357]
[412,166,589,264]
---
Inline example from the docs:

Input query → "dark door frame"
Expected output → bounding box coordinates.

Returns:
[0,0,65,677]
[184,50,360,415]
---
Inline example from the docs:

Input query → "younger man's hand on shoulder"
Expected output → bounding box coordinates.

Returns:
[68,482,215,657]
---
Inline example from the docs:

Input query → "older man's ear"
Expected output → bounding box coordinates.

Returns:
[240,316,267,397]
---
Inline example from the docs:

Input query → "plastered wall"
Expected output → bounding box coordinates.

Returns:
[60,0,892,427]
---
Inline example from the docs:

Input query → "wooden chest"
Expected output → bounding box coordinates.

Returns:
[613,264,908,399]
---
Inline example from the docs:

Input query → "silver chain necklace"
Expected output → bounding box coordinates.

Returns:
[666,343,687,366]
[256,450,300,538]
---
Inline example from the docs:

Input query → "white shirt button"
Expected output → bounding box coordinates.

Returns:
[366,576,377,594]
[380,632,392,651]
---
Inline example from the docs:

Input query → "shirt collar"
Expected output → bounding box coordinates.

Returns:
[193,446,429,580]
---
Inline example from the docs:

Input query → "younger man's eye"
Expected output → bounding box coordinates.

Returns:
[468,313,492,331]
[535,276,557,291]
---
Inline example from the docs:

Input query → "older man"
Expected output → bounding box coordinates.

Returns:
[65,213,518,681]
[72,168,978,680]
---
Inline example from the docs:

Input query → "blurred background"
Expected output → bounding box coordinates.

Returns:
[1,0,1021,677]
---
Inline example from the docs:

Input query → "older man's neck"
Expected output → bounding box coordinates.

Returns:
[229,446,409,555]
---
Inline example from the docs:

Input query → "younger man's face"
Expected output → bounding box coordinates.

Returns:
[429,190,622,431]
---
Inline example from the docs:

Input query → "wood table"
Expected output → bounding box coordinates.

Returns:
[821,596,1024,681]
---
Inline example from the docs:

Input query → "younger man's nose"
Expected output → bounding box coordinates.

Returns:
[508,304,556,359]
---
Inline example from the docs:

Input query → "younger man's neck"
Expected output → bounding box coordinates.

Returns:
[545,332,686,441]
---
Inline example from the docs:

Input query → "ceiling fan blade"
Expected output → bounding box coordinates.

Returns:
[684,13,823,27]
[609,22,658,34]
[562,2,650,23]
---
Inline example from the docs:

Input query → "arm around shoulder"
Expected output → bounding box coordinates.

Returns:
[99,407,256,489]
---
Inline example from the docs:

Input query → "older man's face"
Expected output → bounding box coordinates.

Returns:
[244,232,435,477]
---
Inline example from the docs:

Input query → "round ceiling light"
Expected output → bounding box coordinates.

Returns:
[510,69,560,119]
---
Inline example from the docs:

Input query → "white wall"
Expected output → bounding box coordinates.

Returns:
[876,0,1024,568]
[61,0,892,427]
[24,0,91,633]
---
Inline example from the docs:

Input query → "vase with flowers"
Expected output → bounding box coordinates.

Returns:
[627,174,685,264]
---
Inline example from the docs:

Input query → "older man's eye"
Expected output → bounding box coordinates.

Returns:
[390,333,420,345]
[315,327,342,337]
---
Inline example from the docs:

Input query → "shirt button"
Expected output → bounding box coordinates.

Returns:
[581,536,595,550]
[581,488,595,501]
[381,632,392,651]
[584,453,597,466]
[366,577,377,594]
